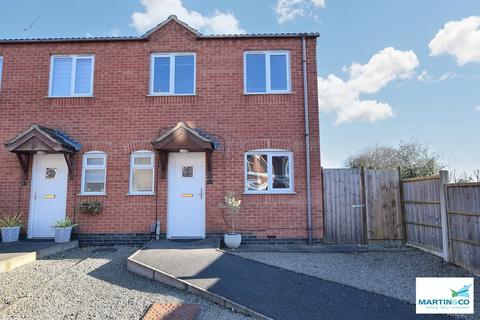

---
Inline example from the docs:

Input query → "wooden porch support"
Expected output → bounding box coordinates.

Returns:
[206,150,213,184]
[16,153,30,185]
[159,151,168,179]
[63,153,76,180]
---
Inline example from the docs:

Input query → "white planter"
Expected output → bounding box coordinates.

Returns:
[55,227,73,243]
[224,233,242,250]
[1,226,21,242]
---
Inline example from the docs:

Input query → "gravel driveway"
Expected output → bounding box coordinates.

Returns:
[0,246,248,320]
[234,248,479,319]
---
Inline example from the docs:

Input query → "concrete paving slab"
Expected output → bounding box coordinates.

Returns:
[0,240,78,272]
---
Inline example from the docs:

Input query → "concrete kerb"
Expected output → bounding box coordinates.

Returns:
[0,240,79,273]
[126,240,272,320]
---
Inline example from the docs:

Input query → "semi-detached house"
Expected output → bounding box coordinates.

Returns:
[0,16,323,245]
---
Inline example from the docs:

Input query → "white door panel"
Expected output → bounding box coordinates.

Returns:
[29,154,68,238]
[167,152,206,238]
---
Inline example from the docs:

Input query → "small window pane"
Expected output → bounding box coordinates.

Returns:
[182,166,193,177]
[85,169,105,182]
[86,157,104,166]
[51,57,72,96]
[85,182,105,193]
[270,54,288,91]
[246,54,266,93]
[153,57,170,93]
[74,58,93,94]
[84,167,105,193]
[132,169,153,192]
[272,156,290,189]
[134,156,152,166]
[174,55,194,94]
[247,154,268,191]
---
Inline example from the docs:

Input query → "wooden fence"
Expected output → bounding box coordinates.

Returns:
[323,168,364,244]
[400,171,480,274]
[323,168,403,244]
[401,175,444,256]
[323,168,480,274]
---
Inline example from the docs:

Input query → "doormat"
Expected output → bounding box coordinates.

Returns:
[141,303,199,320]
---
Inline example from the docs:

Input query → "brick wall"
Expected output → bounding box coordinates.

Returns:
[0,20,323,243]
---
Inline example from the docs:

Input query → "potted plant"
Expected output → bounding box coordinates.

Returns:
[0,213,23,242]
[53,216,78,243]
[78,201,103,215]
[220,193,242,250]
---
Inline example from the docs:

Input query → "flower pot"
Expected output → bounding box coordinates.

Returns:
[54,227,73,243]
[1,226,21,242]
[224,233,242,250]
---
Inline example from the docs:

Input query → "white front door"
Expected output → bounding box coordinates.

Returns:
[29,154,68,238]
[167,152,206,239]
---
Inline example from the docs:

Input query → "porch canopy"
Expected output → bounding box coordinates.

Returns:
[4,124,81,182]
[152,122,219,183]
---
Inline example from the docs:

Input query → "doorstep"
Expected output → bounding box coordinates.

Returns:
[0,240,78,272]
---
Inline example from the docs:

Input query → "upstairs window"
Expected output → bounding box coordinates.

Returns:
[244,150,294,194]
[129,151,155,195]
[0,56,3,90]
[244,51,290,94]
[49,55,94,97]
[81,152,106,195]
[150,53,195,95]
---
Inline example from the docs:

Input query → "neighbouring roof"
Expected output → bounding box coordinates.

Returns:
[0,15,319,44]
[5,124,81,153]
[152,122,219,151]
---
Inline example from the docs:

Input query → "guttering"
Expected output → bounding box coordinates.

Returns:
[302,37,313,245]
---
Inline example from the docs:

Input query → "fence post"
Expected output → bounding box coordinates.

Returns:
[439,170,450,262]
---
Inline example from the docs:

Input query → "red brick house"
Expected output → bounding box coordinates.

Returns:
[0,16,323,246]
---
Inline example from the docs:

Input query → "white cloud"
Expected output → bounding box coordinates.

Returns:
[318,47,419,124]
[438,72,463,81]
[417,70,432,82]
[429,16,480,65]
[274,0,325,24]
[131,0,245,34]
[475,105,480,112]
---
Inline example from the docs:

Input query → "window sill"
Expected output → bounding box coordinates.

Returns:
[125,193,155,196]
[78,193,107,196]
[146,94,196,97]
[243,191,296,195]
[243,91,293,95]
[45,95,94,99]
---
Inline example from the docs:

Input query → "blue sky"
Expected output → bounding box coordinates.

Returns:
[1,0,479,174]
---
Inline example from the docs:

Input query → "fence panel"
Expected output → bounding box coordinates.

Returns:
[401,176,443,256]
[446,183,480,274]
[323,168,364,244]
[364,169,403,242]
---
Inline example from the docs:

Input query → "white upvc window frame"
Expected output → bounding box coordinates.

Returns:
[81,151,107,195]
[0,56,3,90]
[149,52,196,96]
[243,50,291,94]
[244,149,294,194]
[129,150,155,195]
[48,54,95,97]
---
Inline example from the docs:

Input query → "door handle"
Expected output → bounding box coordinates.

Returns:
[199,188,203,199]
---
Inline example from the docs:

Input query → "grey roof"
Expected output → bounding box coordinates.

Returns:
[38,125,82,151]
[0,15,318,44]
